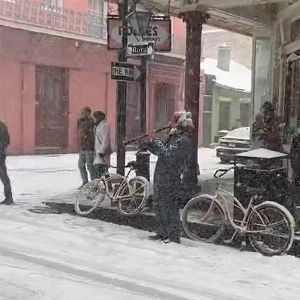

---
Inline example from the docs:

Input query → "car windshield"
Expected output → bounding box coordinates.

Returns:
[225,127,250,140]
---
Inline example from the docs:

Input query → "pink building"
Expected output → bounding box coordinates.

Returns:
[0,0,203,154]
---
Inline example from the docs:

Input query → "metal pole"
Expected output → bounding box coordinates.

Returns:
[135,55,150,182]
[117,0,128,176]
[140,56,147,134]
[181,11,209,188]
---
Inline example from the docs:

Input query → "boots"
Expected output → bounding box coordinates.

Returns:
[0,198,13,205]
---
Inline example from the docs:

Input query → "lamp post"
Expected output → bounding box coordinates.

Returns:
[127,1,152,136]
[116,0,152,176]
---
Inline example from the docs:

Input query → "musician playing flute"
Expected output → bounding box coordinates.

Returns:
[143,111,193,244]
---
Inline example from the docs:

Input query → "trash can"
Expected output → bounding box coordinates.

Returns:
[135,150,150,181]
[233,148,289,222]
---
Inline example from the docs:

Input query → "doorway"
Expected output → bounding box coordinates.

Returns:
[35,66,69,152]
[218,101,231,130]
[154,83,175,128]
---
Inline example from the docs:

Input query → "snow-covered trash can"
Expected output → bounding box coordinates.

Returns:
[233,148,289,222]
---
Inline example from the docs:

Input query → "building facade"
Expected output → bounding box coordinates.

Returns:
[0,0,186,154]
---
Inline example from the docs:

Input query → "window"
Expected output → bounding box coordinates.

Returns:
[154,83,175,128]
[88,0,104,16]
[87,0,105,38]
[240,102,251,127]
[218,101,231,130]
[43,0,63,10]
[204,95,212,112]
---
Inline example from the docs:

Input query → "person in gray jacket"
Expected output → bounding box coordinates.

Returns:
[93,111,112,178]
[145,111,193,244]
[0,120,13,205]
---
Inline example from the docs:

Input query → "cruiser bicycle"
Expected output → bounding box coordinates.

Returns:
[182,167,295,256]
[75,161,150,217]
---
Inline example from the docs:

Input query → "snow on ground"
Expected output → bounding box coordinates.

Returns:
[2,148,299,300]
[6,148,231,205]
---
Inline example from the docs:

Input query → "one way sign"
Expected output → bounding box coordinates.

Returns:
[111,62,142,82]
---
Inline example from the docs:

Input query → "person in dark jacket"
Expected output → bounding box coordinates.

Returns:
[77,107,96,188]
[145,111,193,244]
[0,120,13,205]
[261,101,282,152]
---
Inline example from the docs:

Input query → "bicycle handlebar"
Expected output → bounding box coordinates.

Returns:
[108,161,137,170]
[214,167,234,179]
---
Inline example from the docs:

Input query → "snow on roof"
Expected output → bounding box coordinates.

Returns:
[202,58,251,93]
[235,148,288,159]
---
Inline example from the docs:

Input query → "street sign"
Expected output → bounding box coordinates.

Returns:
[127,42,154,56]
[111,62,142,82]
[107,16,171,52]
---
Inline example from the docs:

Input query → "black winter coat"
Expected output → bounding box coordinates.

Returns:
[148,132,192,188]
[0,121,10,155]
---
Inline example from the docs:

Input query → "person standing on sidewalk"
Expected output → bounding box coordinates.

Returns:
[77,107,96,188]
[93,111,112,178]
[0,120,13,205]
[261,101,282,152]
[144,111,193,244]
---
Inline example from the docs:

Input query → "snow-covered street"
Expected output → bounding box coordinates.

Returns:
[1,149,300,300]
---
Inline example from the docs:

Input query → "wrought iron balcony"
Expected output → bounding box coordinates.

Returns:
[0,0,106,41]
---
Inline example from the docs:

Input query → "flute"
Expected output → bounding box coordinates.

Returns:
[123,126,171,146]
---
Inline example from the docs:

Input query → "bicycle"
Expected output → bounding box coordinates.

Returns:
[182,167,295,256]
[74,161,150,217]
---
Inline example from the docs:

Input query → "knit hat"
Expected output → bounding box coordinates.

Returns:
[170,111,194,133]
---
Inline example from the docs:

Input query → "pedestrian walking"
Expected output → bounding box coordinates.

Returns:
[93,111,112,178]
[144,111,193,244]
[0,120,13,205]
[77,107,96,188]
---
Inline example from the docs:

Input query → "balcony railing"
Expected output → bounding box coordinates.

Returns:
[0,0,106,40]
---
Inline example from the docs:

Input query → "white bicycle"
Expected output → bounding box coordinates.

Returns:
[75,161,150,216]
[182,167,295,256]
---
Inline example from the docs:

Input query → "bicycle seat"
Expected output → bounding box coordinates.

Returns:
[127,161,138,170]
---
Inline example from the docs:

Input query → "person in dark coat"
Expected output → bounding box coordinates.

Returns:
[77,107,96,188]
[260,101,282,152]
[0,120,13,205]
[290,128,300,185]
[145,111,193,244]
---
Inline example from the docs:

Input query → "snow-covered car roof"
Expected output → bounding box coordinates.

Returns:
[223,127,250,140]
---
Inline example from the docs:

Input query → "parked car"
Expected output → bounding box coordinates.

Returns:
[216,127,250,163]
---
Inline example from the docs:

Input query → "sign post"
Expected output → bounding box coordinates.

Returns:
[116,1,128,176]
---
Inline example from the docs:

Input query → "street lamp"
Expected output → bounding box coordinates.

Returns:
[126,1,152,38]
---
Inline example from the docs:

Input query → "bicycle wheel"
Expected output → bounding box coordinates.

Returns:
[247,202,295,256]
[117,176,149,216]
[182,196,226,243]
[74,179,106,216]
